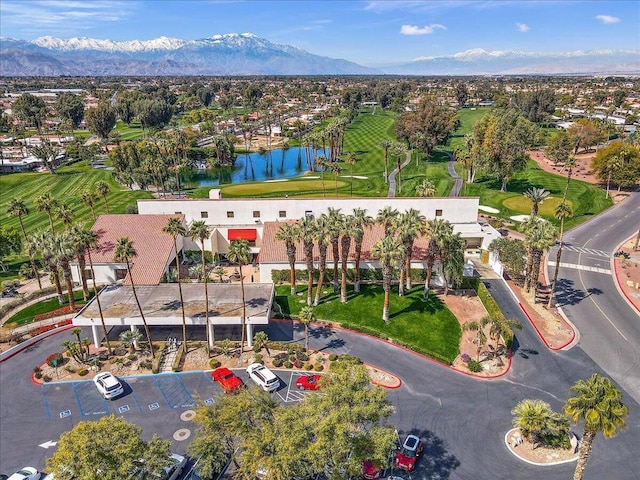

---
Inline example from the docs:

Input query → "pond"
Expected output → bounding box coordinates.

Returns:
[182,147,327,187]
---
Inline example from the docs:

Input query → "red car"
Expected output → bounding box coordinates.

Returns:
[395,434,423,471]
[295,374,322,390]
[212,367,244,393]
[362,459,383,479]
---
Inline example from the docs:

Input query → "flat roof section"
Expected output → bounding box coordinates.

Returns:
[74,283,274,327]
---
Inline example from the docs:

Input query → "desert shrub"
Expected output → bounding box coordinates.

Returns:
[139,360,153,370]
[314,363,324,372]
[254,353,263,363]
[272,357,284,368]
[283,360,293,369]
[98,354,109,362]
[46,352,64,367]
[288,354,297,363]
[33,366,42,379]
[64,365,76,373]
[304,362,313,370]
[467,359,483,372]
[296,351,309,362]
[209,359,221,369]
[127,354,138,362]
[77,368,89,376]
[43,376,52,382]
[328,354,337,361]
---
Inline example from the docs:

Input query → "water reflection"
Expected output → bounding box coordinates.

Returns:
[182,147,327,187]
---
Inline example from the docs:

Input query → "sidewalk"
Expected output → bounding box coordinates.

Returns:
[613,236,640,315]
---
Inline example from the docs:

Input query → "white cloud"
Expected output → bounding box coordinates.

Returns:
[400,24,446,35]
[596,14,621,24]
[516,23,530,32]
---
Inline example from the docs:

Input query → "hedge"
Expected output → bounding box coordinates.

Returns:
[172,343,186,372]
[477,282,513,348]
[152,343,167,374]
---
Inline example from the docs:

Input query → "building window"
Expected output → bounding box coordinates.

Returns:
[279,210,286,218]
[201,211,208,219]
[84,268,93,280]
[174,211,182,215]
[435,209,443,217]
[227,211,234,218]
[253,211,260,218]
[115,269,127,281]
[305,210,314,219]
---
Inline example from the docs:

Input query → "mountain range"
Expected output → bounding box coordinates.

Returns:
[1,33,638,76]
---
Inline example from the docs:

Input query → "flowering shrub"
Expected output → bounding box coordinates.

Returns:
[33,306,81,322]
[461,353,471,363]
[46,352,64,367]
[29,319,72,337]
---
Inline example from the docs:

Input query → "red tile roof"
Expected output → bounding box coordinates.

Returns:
[90,214,184,285]
[259,221,430,263]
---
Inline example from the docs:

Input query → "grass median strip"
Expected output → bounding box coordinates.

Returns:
[274,284,461,364]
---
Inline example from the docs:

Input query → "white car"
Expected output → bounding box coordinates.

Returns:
[246,363,280,392]
[7,467,39,480]
[93,371,124,399]
[161,453,187,480]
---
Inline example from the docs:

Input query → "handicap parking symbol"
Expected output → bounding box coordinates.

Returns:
[149,402,160,411]
[204,398,214,406]
[118,405,130,413]
[59,409,71,418]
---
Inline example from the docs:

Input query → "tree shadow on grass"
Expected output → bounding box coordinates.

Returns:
[402,429,460,479]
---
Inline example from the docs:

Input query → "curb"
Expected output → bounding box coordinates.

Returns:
[0,324,75,363]
[272,318,513,381]
[504,428,578,466]
[542,256,580,350]
[611,236,640,317]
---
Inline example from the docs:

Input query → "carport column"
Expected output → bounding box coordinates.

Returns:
[246,323,253,348]
[208,322,215,349]
[131,324,139,349]
[91,324,100,348]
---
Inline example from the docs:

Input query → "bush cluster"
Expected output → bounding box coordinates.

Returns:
[467,359,483,372]
[46,352,64,367]
[29,319,72,338]
[77,369,89,376]
[33,305,81,322]
[209,359,221,369]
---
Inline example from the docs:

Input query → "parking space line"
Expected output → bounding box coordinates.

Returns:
[41,385,51,420]
[175,374,196,407]
[72,382,85,416]
[152,376,173,408]
[72,381,109,416]
[130,388,143,411]
[153,374,195,408]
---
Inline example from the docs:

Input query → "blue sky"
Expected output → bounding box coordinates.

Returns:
[1,1,638,66]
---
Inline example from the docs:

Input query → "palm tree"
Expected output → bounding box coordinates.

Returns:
[392,143,407,191]
[189,220,213,350]
[72,225,112,354]
[339,215,357,303]
[81,190,97,221]
[313,215,330,306]
[512,399,555,445]
[330,163,343,198]
[275,223,300,296]
[548,202,573,308]
[380,140,392,183]
[523,188,550,217]
[113,237,154,359]
[35,193,59,233]
[69,224,91,301]
[31,232,64,305]
[371,236,403,322]
[7,198,41,289]
[376,206,399,237]
[51,232,77,310]
[351,208,374,293]
[95,180,111,214]
[227,239,251,365]
[564,374,628,480]
[522,217,558,293]
[326,207,343,294]
[298,306,315,353]
[463,317,489,360]
[55,203,74,231]
[298,216,316,306]
[485,315,521,359]
[119,328,143,354]
[562,156,577,200]
[398,209,427,292]
[344,152,357,197]
[441,232,465,296]
[316,154,328,198]
[425,219,453,298]
[415,179,437,197]
[163,217,188,351]
[252,330,270,357]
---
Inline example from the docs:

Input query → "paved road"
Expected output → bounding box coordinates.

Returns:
[435,148,462,197]
[387,151,412,197]
[549,190,640,403]
[3,275,640,479]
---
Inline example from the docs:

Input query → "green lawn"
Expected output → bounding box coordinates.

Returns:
[5,290,92,326]
[115,120,144,141]
[448,107,491,151]
[274,284,461,364]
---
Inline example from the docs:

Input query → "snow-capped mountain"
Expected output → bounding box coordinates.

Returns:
[385,48,640,75]
[0,33,380,76]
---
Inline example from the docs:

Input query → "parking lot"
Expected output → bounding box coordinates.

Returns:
[40,369,321,421]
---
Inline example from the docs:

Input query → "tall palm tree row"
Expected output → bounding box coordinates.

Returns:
[326,207,343,293]
[351,208,373,293]
[398,209,427,292]
[548,202,573,308]
[163,217,188,351]
[6,198,42,289]
[227,239,251,365]
[339,215,357,303]
[371,236,403,323]
[425,219,453,299]
[441,232,465,296]
[51,232,77,309]
[189,220,213,351]
[35,192,59,233]
[275,223,300,296]
[113,237,154,359]
[522,217,558,293]
[313,215,330,306]
[380,139,392,183]
[298,216,317,307]
[31,231,65,305]
[95,180,111,214]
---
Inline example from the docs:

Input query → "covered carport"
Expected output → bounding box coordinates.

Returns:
[72,283,274,349]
